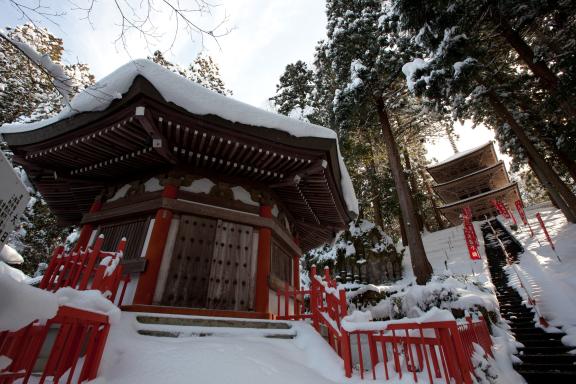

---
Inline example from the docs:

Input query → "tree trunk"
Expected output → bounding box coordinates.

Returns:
[403,150,425,231]
[486,89,576,221]
[368,148,385,229]
[445,125,459,154]
[420,169,445,230]
[495,17,576,121]
[530,160,570,213]
[398,207,408,247]
[375,96,432,284]
[557,150,576,184]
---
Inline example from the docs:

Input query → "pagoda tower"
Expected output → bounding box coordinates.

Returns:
[427,142,521,224]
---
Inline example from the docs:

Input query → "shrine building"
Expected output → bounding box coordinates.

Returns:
[1,60,358,318]
[427,142,521,225]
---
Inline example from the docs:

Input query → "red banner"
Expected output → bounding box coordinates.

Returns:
[462,207,480,260]
[515,199,534,237]
[536,212,555,250]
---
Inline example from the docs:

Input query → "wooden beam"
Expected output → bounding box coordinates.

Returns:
[135,107,178,165]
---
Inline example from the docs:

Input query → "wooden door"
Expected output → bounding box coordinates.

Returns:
[161,215,217,308]
[206,220,255,311]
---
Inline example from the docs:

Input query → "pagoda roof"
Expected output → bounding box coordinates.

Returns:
[1,60,358,251]
[438,182,521,224]
[427,142,498,184]
[434,161,510,203]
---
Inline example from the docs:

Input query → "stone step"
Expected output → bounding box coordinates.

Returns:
[515,368,576,383]
[137,329,296,339]
[519,354,576,365]
[136,315,291,329]
[133,314,297,340]
[518,345,574,354]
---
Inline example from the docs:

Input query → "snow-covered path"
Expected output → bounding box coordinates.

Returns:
[97,313,346,384]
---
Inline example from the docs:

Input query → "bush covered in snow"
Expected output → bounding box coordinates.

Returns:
[347,273,498,321]
[305,219,402,285]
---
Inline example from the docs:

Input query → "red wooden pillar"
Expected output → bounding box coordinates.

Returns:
[255,204,272,314]
[293,236,301,316]
[133,184,178,305]
[74,199,102,252]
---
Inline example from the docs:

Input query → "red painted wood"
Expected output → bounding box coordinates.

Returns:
[254,204,272,314]
[133,184,178,305]
[74,199,102,252]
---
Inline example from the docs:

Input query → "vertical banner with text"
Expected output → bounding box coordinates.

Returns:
[0,151,30,248]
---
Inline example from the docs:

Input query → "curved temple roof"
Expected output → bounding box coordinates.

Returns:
[1,59,358,251]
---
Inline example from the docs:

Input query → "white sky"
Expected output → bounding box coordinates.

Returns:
[1,0,510,168]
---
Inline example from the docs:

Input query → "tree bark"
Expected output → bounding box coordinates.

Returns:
[486,89,576,221]
[495,17,576,121]
[403,150,425,231]
[557,150,576,185]
[368,148,385,229]
[529,160,570,213]
[375,96,432,284]
[398,207,408,247]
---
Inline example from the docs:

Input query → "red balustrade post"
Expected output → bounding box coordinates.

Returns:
[310,265,320,331]
[341,329,353,378]
[74,198,102,252]
[324,266,331,286]
[78,235,104,290]
[39,245,64,289]
[293,236,301,318]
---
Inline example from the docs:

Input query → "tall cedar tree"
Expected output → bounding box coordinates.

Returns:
[1,24,94,274]
[326,0,432,284]
[269,61,316,121]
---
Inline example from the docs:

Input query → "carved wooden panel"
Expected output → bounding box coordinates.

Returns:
[161,215,217,308]
[97,217,151,260]
[206,220,255,311]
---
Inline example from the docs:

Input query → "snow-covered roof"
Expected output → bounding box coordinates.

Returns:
[428,142,493,169]
[1,59,358,215]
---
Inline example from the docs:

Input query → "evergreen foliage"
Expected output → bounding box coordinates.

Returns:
[1,24,94,274]
[149,50,231,95]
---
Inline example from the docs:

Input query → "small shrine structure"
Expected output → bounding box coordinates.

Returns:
[427,142,521,224]
[1,60,357,318]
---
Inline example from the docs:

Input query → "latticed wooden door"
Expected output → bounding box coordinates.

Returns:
[161,215,217,308]
[206,220,256,311]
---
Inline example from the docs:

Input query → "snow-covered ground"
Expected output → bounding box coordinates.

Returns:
[95,313,348,384]
[501,204,576,348]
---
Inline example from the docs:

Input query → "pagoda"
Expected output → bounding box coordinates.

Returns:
[1,60,357,318]
[427,142,521,225]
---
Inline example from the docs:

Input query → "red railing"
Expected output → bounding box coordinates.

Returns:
[343,316,492,383]
[279,266,493,383]
[39,235,130,306]
[0,236,130,383]
[276,282,312,321]
[457,316,493,370]
[0,306,111,384]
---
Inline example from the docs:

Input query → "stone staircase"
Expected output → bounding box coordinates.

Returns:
[481,219,576,383]
[133,314,297,339]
